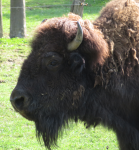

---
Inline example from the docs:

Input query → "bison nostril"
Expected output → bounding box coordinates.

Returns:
[14,97,24,109]
[10,94,27,111]
[10,88,29,112]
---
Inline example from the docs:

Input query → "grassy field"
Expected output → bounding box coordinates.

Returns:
[0,0,119,149]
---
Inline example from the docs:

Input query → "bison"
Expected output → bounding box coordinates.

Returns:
[10,0,139,149]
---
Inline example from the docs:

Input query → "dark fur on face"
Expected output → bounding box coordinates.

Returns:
[10,0,139,150]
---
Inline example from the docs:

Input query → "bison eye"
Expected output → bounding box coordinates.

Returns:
[47,60,60,70]
[43,52,63,71]
[49,60,58,67]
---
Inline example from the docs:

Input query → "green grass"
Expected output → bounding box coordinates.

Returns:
[0,0,119,149]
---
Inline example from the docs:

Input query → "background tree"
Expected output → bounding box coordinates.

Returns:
[0,0,3,38]
[10,0,26,38]
[70,0,85,17]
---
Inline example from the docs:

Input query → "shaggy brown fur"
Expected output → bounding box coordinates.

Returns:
[94,0,139,85]
[33,0,139,87]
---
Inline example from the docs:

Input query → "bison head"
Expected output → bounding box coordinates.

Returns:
[10,14,109,149]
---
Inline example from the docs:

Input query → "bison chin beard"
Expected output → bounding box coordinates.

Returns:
[35,112,68,150]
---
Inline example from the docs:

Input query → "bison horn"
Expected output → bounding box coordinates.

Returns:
[67,21,83,51]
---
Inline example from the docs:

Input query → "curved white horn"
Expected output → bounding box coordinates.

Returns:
[67,21,83,51]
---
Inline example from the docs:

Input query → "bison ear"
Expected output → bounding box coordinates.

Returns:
[69,53,85,74]
[41,19,47,24]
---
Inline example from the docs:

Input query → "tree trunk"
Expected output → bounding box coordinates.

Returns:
[10,0,26,38]
[0,0,3,38]
[70,0,85,17]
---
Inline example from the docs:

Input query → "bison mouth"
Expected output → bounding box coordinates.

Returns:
[10,99,34,121]
[19,111,34,121]
[12,104,34,121]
